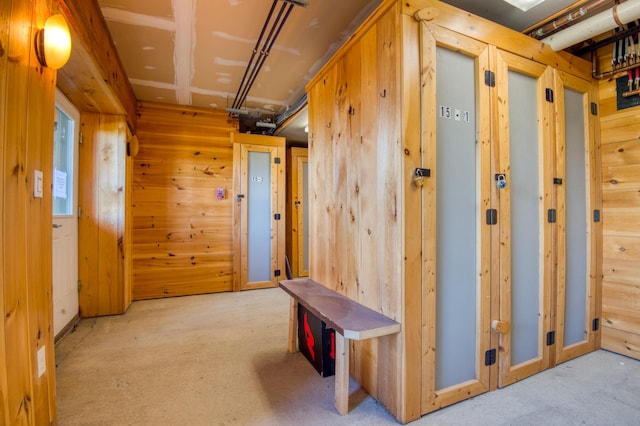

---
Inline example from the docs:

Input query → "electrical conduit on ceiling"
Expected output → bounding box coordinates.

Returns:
[542,0,640,51]
[230,0,301,112]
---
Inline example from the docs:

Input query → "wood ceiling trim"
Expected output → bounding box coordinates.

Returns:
[56,0,138,132]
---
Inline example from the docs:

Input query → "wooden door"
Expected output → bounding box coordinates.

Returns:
[232,133,286,291]
[554,72,600,364]
[420,23,493,413]
[494,51,555,387]
[287,147,309,277]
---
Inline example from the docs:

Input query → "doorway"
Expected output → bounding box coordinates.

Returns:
[287,147,309,277]
[52,89,80,337]
[232,133,286,291]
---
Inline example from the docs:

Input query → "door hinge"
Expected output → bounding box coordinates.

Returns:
[545,88,554,103]
[274,269,281,277]
[274,213,281,220]
[593,209,601,223]
[77,206,82,218]
[274,157,281,164]
[484,70,495,87]
[553,177,563,185]
[77,280,82,292]
[485,349,496,366]
[593,318,600,331]
[546,331,555,346]
[548,208,556,223]
[486,209,498,225]
[79,132,83,145]
[591,102,598,116]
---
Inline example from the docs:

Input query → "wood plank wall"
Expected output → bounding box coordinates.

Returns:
[132,102,238,299]
[306,0,409,420]
[1,0,58,423]
[78,113,129,317]
[598,51,640,359]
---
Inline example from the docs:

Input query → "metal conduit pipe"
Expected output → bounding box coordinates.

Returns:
[529,0,612,39]
[542,0,640,51]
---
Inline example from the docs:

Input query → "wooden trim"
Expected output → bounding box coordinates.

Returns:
[231,133,286,291]
[420,22,493,414]
[56,0,137,132]
[408,0,593,80]
[555,72,599,364]
[494,50,555,387]
[400,11,423,424]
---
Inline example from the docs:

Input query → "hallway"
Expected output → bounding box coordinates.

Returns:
[56,288,640,425]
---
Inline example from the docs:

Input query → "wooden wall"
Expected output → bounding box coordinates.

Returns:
[132,102,238,299]
[598,54,640,359]
[1,0,58,423]
[307,0,415,420]
[78,113,130,317]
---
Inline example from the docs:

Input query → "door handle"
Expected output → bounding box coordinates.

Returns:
[53,223,63,228]
[491,320,510,334]
[236,194,245,202]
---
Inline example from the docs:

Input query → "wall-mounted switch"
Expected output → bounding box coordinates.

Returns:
[34,170,43,198]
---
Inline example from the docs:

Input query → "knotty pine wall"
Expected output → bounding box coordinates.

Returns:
[132,102,238,299]
[597,56,640,360]
[306,0,422,421]
[1,0,58,423]
[78,113,130,317]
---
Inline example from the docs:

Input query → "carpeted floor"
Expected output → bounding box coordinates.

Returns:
[55,287,640,425]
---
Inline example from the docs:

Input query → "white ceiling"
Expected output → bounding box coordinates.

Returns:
[96,0,605,143]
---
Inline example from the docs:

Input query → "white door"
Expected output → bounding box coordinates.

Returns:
[52,89,80,337]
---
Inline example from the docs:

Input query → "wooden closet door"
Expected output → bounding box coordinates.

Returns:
[420,23,493,414]
[232,133,286,291]
[554,72,600,364]
[494,50,555,387]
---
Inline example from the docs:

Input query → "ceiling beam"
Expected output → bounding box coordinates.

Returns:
[55,0,138,132]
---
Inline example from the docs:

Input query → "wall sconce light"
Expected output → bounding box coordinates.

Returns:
[35,14,71,70]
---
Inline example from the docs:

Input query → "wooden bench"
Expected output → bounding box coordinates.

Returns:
[279,278,401,415]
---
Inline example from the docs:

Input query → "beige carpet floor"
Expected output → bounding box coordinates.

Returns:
[55,287,640,425]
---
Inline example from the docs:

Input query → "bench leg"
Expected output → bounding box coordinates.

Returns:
[287,299,298,353]
[334,333,349,415]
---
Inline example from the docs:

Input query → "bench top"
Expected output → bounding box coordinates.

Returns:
[279,278,401,340]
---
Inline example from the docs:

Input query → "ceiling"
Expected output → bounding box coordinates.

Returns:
[96,0,606,143]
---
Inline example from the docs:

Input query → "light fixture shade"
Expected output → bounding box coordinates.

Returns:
[35,14,72,70]
[503,0,545,12]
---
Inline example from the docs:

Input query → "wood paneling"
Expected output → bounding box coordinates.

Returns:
[1,0,57,423]
[599,70,640,359]
[132,102,237,299]
[78,113,129,317]
[306,0,410,421]
[56,0,137,132]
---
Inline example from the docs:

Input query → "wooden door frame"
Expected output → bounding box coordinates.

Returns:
[494,50,555,387]
[287,147,309,278]
[420,22,493,414]
[231,133,286,291]
[554,72,601,363]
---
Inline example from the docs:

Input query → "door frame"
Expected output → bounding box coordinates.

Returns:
[288,147,309,277]
[420,22,493,413]
[232,133,286,291]
[494,50,555,387]
[52,88,80,337]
